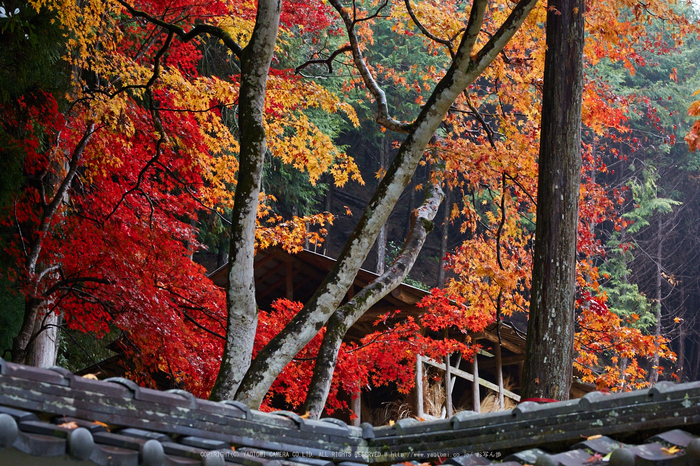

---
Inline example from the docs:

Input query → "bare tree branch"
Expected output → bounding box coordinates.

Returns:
[116,0,243,59]
[328,0,412,133]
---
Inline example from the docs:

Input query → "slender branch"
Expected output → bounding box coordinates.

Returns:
[404,0,455,57]
[463,92,497,148]
[26,123,97,275]
[505,173,537,207]
[44,276,112,297]
[354,0,390,23]
[13,200,28,259]
[182,310,226,340]
[328,0,412,133]
[495,173,507,344]
[295,45,352,74]
[496,173,507,271]
[116,0,243,59]
[155,103,234,113]
[104,33,173,222]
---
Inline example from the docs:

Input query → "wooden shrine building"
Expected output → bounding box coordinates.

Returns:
[208,246,570,423]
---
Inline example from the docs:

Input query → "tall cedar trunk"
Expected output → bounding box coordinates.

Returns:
[438,188,452,288]
[690,338,699,381]
[649,215,664,384]
[324,183,333,256]
[234,0,539,408]
[209,0,281,401]
[301,184,443,418]
[376,139,390,274]
[678,321,685,381]
[520,0,584,401]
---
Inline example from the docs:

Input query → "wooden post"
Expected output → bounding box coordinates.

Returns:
[495,342,504,410]
[351,391,361,427]
[450,354,462,392]
[422,357,521,402]
[472,353,480,413]
[444,353,453,418]
[518,360,524,389]
[416,355,424,418]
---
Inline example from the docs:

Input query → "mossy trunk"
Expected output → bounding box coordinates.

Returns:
[209,0,281,402]
[302,184,444,418]
[521,0,585,401]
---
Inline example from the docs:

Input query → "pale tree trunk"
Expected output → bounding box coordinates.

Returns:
[28,306,61,367]
[520,0,585,401]
[234,0,540,408]
[12,125,95,365]
[302,184,444,418]
[209,0,281,401]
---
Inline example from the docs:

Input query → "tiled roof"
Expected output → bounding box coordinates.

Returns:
[1,357,699,465]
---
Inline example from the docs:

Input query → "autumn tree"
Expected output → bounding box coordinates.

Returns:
[1,0,353,396]
[222,0,544,408]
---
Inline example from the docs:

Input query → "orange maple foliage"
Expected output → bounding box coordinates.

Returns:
[358,0,691,391]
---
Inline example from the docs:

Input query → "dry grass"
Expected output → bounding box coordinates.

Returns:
[362,397,413,426]
[423,375,446,418]
[479,377,517,412]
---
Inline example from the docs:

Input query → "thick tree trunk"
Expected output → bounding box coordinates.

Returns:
[301,184,443,418]
[28,307,60,367]
[234,0,539,408]
[324,183,333,256]
[678,322,685,382]
[520,0,584,401]
[12,298,43,364]
[209,0,281,401]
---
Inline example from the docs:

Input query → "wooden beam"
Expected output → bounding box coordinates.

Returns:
[351,391,361,427]
[473,353,480,413]
[256,261,286,286]
[416,356,424,418]
[444,353,453,417]
[390,287,421,305]
[495,340,504,410]
[258,275,287,299]
[472,331,524,354]
[478,353,525,369]
[254,252,277,270]
[422,358,521,402]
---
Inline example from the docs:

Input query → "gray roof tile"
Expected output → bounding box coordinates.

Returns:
[571,435,627,454]
[1,357,700,465]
